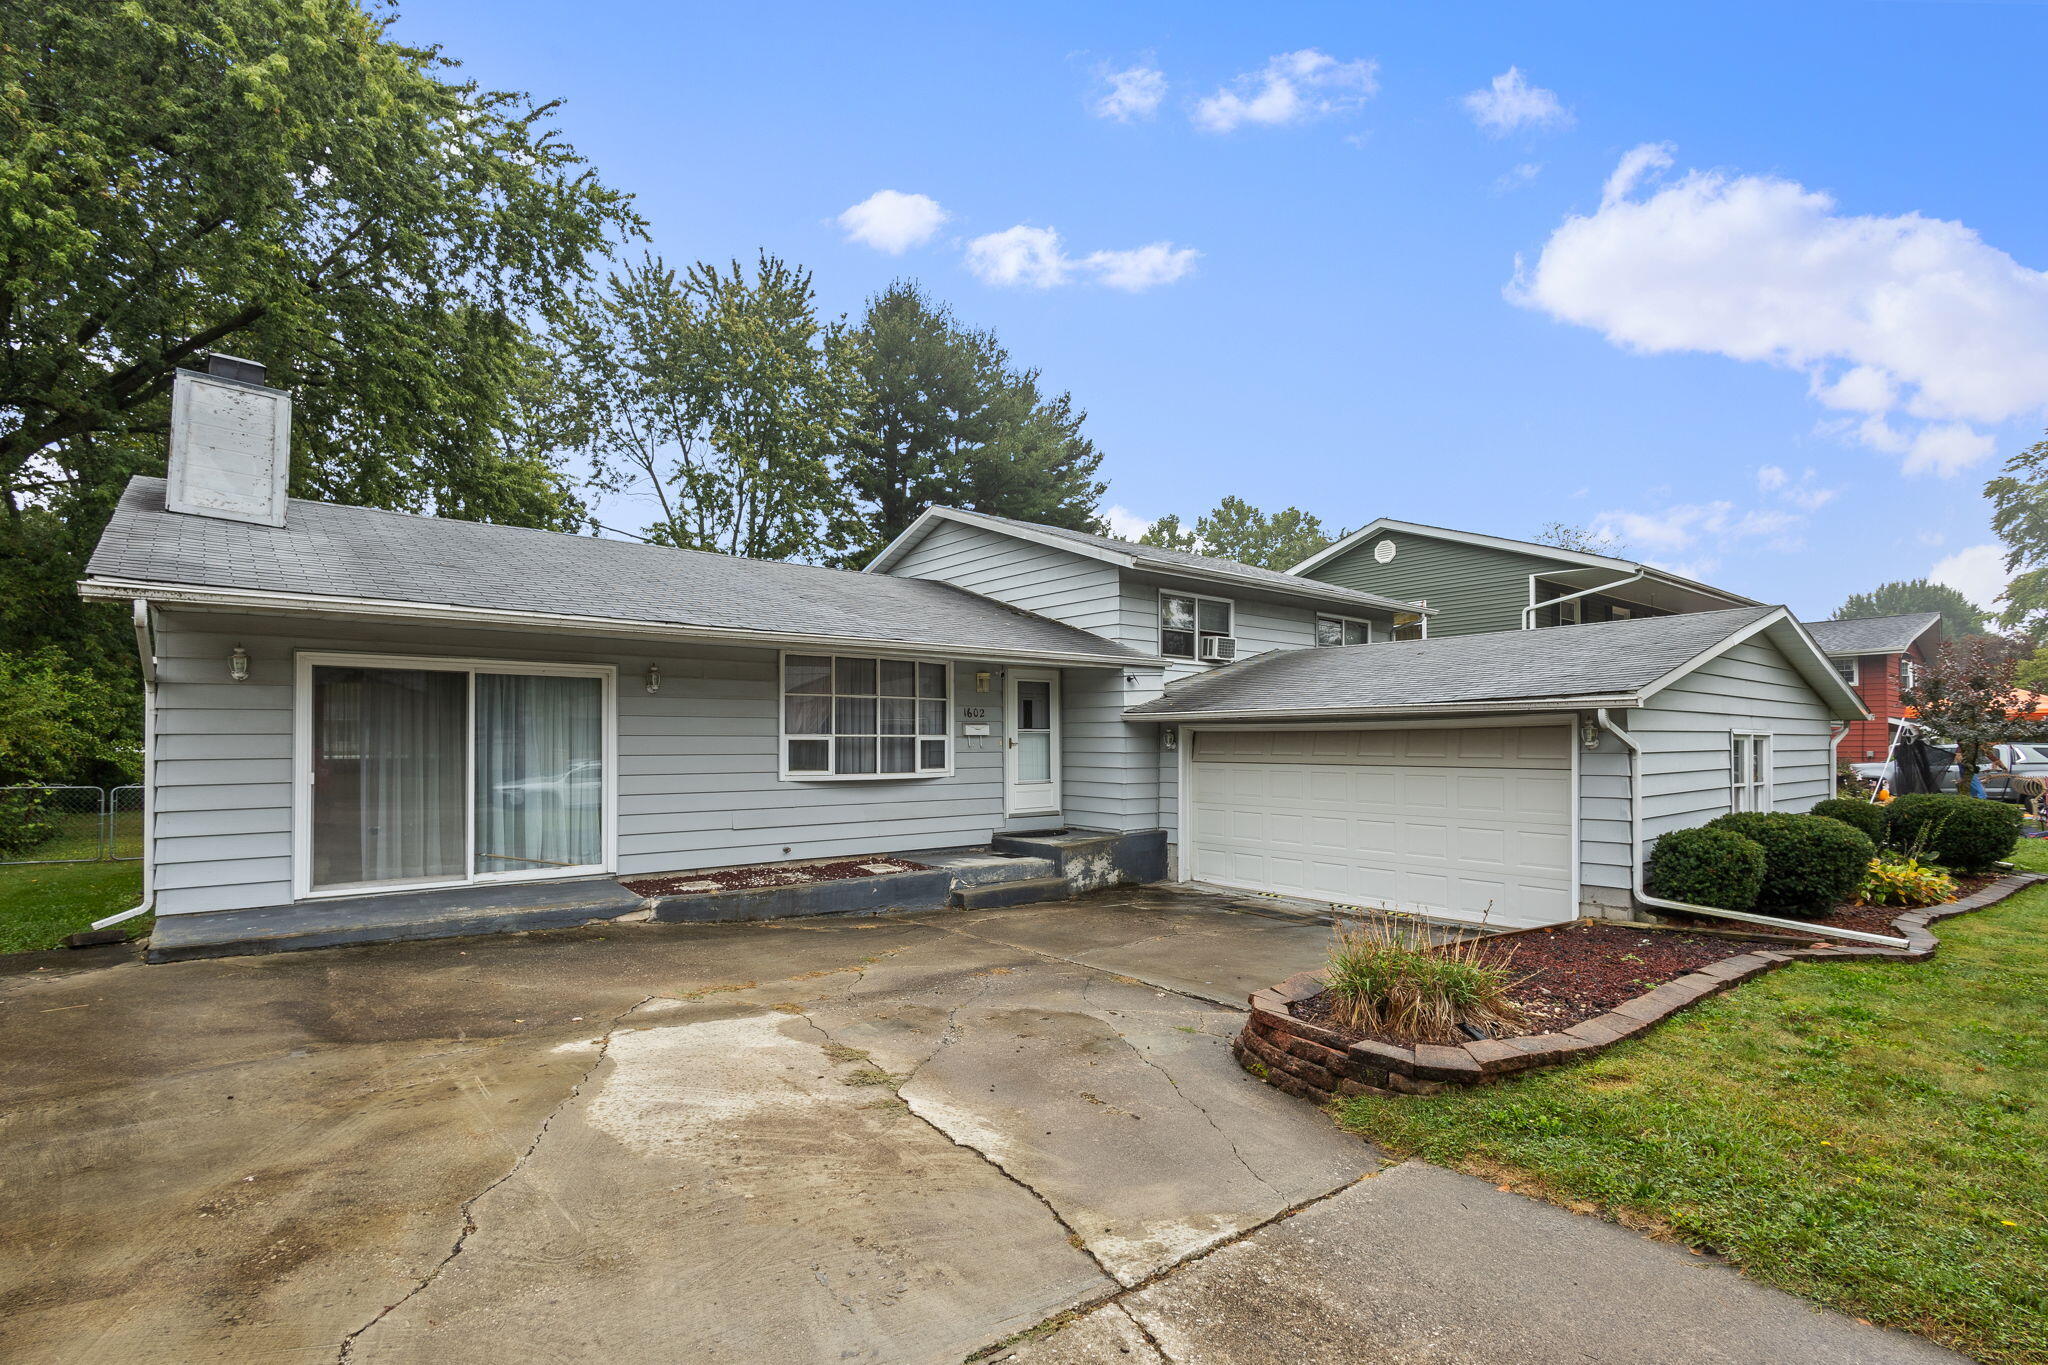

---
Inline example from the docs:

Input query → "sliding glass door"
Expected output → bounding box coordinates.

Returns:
[303,657,612,897]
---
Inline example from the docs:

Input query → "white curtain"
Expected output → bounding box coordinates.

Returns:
[311,667,466,889]
[473,674,603,874]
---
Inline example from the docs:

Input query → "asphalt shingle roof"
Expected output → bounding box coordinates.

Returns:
[1799,613,1943,658]
[931,508,1426,614]
[86,477,1146,662]
[1124,605,1783,718]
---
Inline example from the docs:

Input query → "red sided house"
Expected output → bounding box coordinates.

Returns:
[1800,613,1943,764]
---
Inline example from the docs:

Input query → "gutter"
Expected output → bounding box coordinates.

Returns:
[1128,694,1644,724]
[1521,570,1649,630]
[92,600,156,931]
[77,578,1145,670]
[1592,708,1909,949]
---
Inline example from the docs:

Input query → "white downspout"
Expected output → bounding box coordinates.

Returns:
[1523,570,1650,630]
[91,600,157,931]
[1592,708,1909,950]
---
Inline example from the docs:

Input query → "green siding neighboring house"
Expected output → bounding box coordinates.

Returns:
[1300,532,1563,637]
[1292,518,1759,637]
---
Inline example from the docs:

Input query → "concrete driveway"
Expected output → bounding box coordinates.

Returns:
[0,886,1955,1364]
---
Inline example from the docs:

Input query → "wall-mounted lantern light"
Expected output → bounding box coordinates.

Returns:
[645,663,662,695]
[975,671,992,694]
[1161,727,1179,752]
[1580,717,1601,751]
[229,645,250,682]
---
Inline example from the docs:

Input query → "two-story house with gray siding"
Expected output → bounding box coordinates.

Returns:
[1290,518,1759,636]
[79,361,1870,957]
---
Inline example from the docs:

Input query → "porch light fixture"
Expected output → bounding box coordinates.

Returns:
[229,645,250,682]
[1580,717,1601,751]
[644,663,661,695]
[1161,728,1179,752]
[975,671,991,694]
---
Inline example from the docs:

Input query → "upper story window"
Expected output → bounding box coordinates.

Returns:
[782,653,951,779]
[1834,658,1861,686]
[1160,592,1233,660]
[1901,657,1922,690]
[1316,615,1371,647]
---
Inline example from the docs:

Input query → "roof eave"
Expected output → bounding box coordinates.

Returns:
[78,577,1144,669]
[1124,694,1644,723]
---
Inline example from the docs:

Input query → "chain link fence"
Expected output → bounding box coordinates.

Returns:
[0,786,144,865]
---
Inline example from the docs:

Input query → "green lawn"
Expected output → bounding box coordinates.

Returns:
[1338,840,2048,1363]
[0,860,147,954]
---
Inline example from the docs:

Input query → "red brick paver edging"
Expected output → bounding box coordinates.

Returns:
[1234,871,2044,1103]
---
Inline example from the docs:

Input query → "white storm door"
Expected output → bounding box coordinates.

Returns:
[1004,670,1062,816]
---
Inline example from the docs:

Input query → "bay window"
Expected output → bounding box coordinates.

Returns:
[783,653,951,778]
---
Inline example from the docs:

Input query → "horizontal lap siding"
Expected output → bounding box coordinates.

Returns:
[885,520,1123,637]
[146,609,1016,915]
[1061,665,1165,833]
[1634,636,1835,861]
[1301,535,1556,637]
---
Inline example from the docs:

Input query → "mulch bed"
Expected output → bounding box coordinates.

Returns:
[1297,920,1782,1043]
[623,857,929,898]
[1663,873,1998,937]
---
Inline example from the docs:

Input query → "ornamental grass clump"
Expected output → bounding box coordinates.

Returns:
[1321,921,1525,1045]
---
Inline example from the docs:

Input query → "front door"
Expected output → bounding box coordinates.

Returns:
[1004,670,1061,816]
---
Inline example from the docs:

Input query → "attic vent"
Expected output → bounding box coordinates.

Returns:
[1374,538,1397,564]
[166,362,291,527]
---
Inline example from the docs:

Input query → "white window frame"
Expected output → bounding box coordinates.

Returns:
[778,651,954,782]
[1609,604,1633,621]
[1835,657,1861,686]
[1900,657,1921,690]
[1315,613,1374,647]
[1730,731,1771,812]
[1158,590,1235,661]
[292,651,619,903]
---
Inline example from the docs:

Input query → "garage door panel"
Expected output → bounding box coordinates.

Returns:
[1190,725,1574,929]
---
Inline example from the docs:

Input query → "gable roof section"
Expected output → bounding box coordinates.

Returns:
[1287,516,1761,607]
[81,478,1146,665]
[1800,613,1943,658]
[864,506,1432,616]
[1124,606,1867,722]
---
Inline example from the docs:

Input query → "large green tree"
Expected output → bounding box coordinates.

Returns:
[1987,426,2048,632]
[1133,498,1339,570]
[1832,580,1988,638]
[573,254,865,561]
[838,281,1106,564]
[1,0,636,760]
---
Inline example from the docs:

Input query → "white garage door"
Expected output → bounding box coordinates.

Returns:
[1187,725,1575,928]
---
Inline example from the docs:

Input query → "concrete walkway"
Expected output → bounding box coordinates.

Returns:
[0,886,1957,1364]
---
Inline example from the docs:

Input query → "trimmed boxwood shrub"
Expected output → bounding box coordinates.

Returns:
[1645,827,1766,910]
[1884,793,2023,874]
[1705,811,1875,916]
[1810,797,1889,846]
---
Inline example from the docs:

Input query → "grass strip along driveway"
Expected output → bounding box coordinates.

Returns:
[1339,841,2048,1364]
[0,863,144,954]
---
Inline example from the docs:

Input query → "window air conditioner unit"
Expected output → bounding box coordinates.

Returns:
[1200,636,1239,662]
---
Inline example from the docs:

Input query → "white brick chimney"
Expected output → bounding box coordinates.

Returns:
[165,354,291,527]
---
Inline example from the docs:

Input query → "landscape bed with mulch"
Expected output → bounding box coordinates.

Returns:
[622,857,929,898]
[1296,920,1785,1042]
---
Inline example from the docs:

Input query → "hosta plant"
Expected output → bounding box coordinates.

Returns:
[1856,852,1958,909]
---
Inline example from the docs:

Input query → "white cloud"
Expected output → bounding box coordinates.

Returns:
[1094,64,1166,122]
[1756,465,1788,492]
[1193,49,1378,133]
[837,190,950,254]
[965,227,1198,292]
[1592,498,1810,561]
[1464,67,1571,136]
[964,225,1069,288]
[1493,162,1544,194]
[1102,504,1153,539]
[1930,543,2011,610]
[1756,464,1838,510]
[1515,144,2048,478]
[1082,242,1200,291]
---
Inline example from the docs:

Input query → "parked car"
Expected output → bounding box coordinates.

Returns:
[1849,742,2048,803]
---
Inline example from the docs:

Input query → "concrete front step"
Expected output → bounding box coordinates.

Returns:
[146,877,646,963]
[914,848,1059,888]
[951,876,1073,910]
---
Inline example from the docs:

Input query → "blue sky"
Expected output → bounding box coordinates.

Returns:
[394,1,2048,618]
